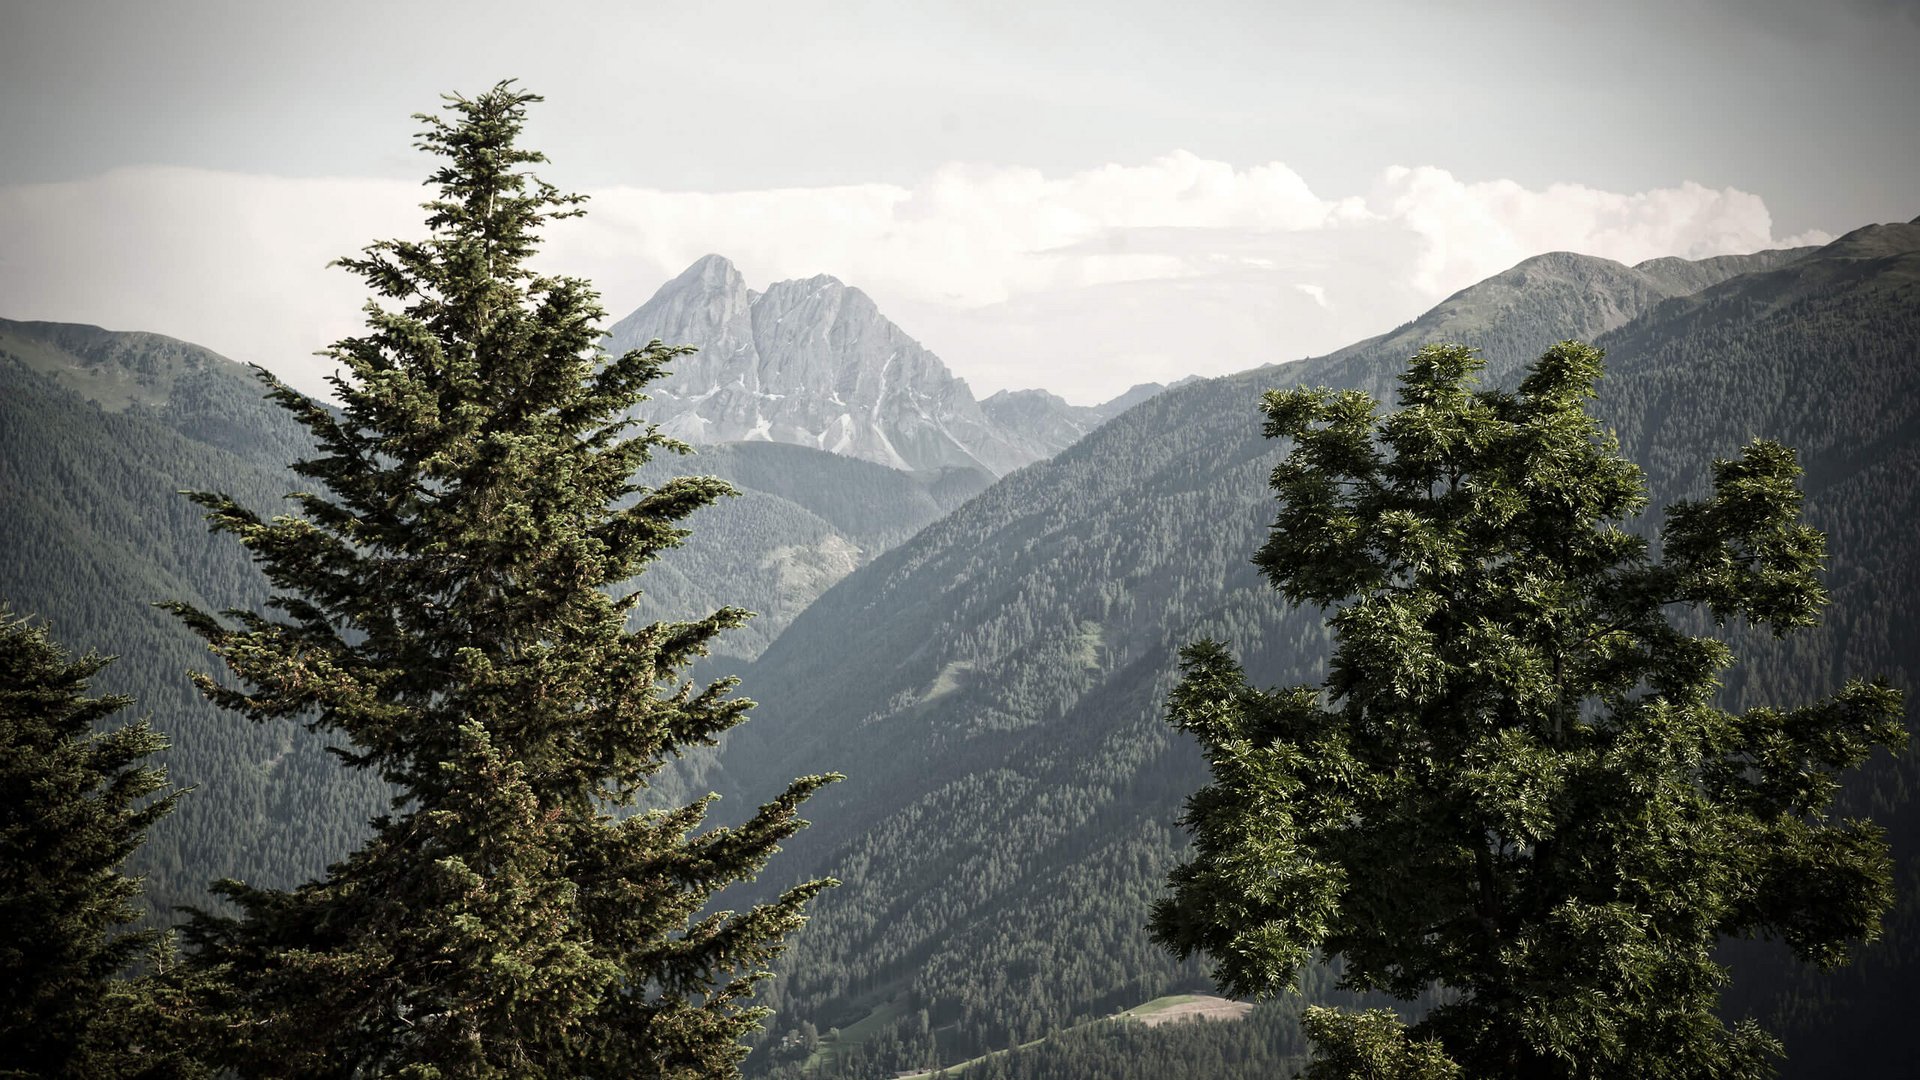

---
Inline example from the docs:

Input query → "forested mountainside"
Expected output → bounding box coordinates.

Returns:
[0,334,388,922]
[607,254,1171,474]
[716,231,1916,1078]
[1593,219,1920,1074]
[0,319,988,924]
[630,440,990,661]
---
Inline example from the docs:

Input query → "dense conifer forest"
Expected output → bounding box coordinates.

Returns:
[717,225,1920,1078]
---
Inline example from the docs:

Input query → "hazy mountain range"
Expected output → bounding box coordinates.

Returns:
[3,219,1916,1078]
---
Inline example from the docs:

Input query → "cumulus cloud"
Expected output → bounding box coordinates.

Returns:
[0,156,1828,403]
[1367,166,1822,295]
[571,151,1364,310]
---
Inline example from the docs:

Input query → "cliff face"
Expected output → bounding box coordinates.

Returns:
[606,255,1038,475]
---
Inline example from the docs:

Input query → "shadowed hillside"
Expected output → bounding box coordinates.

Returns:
[718,232,1916,1078]
[0,321,991,921]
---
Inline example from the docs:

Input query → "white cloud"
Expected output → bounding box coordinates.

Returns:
[0,167,421,393]
[1366,166,1826,295]
[0,157,1828,404]
[569,151,1359,311]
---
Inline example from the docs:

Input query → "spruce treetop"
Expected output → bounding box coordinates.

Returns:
[169,83,835,1078]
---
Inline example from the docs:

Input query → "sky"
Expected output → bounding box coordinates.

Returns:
[2,0,1916,403]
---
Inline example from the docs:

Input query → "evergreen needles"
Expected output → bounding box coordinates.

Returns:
[0,610,188,1078]
[166,83,837,1078]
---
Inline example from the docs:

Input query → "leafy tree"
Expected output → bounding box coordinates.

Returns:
[1301,1008,1460,1080]
[1151,342,1906,1078]
[168,83,836,1079]
[0,609,188,1078]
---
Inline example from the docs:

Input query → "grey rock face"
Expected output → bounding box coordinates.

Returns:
[606,256,1183,474]
[606,256,1038,475]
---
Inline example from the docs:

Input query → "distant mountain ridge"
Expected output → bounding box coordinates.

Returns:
[713,228,1917,1078]
[0,317,246,411]
[980,379,1189,461]
[0,317,318,463]
[606,256,1175,474]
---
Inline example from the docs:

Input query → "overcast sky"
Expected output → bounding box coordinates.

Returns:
[3,0,1915,402]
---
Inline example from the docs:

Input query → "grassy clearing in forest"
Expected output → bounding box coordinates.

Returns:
[891,994,1250,1078]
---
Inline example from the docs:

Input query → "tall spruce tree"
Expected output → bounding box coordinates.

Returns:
[0,609,187,1078]
[1151,342,1906,1078]
[167,84,836,1078]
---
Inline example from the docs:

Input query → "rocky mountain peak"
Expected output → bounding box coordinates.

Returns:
[606,259,1074,475]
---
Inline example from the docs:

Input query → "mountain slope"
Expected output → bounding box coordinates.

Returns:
[0,343,389,921]
[0,316,994,926]
[0,317,316,464]
[716,234,1919,1077]
[630,440,990,661]
[1593,220,1920,1074]
[978,380,1182,461]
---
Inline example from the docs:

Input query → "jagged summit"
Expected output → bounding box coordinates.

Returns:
[606,259,1024,474]
[605,258,1170,475]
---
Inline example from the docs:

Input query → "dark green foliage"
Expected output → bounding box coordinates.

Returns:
[1154,340,1905,1077]
[167,84,834,1078]
[719,229,1919,1078]
[0,610,187,1078]
[722,246,1820,1076]
[1300,1008,1460,1080]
